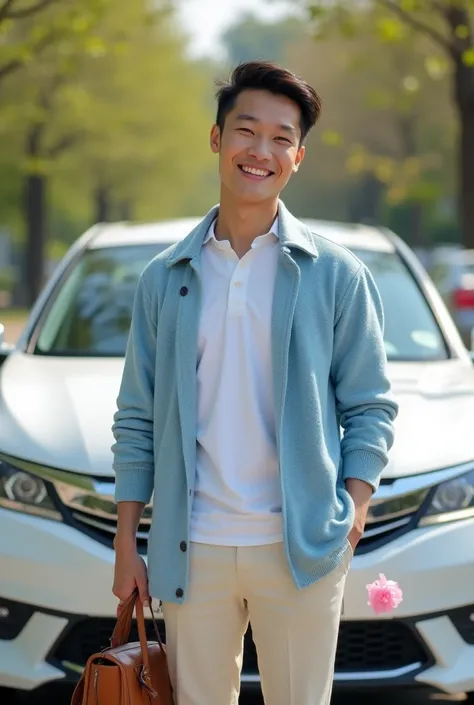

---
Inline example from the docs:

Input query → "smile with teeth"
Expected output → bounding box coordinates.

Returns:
[239,165,273,178]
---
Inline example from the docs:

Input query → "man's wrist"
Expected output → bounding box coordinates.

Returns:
[345,477,373,508]
[113,532,137,552]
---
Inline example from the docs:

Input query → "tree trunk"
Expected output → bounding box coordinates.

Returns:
[446,3,474,248]
[349,173,383,224]
[396,113,428,247]
[407,202,426,249]
[24,173,47,306]
[459,102,474,248]
[94,184,113,223]
[24,120,47,307]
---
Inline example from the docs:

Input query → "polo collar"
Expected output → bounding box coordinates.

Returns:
[203,216,279,248]
[166,200,318,268]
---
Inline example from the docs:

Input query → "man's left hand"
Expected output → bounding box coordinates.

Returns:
[345,478,373,552]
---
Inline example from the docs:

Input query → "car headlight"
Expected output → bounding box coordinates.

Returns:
[0,457,62,521]
[418,467,474,526]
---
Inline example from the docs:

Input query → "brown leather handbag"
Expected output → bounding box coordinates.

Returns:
[71,589,174,704]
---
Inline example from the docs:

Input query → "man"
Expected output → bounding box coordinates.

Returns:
[111,61,398,705]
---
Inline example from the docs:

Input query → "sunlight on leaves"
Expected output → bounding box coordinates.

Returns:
[455,25,470,40]
[85,36,107,58]
[374,157,395,183]
[0,19,13,36]
[346,145,368,174]
[309,5,327,20]
[366,88,393,109]
[387,185,407,204]
[424,55,448,80]
[71,16,94,34]
[403,75,420,93]
[22,157,51,177]
[462,49,474,67]
[376,17,406,42]
[321,130,343,147]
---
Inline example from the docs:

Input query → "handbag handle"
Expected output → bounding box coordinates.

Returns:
[110,588,164,651]
[110,589,169,697]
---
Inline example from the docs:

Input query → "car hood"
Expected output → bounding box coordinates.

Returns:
[0,353,123,476]
[1,353,474,478]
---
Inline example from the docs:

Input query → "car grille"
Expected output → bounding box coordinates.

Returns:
[63,478,427,555]
[50,617,429,675]
[355,513,418,552]
[68,509,418,555]
[69,510,150,552]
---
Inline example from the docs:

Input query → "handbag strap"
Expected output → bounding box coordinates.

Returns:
[110,589,165,650]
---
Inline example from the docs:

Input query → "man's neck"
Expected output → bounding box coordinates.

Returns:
[214,191,279,258]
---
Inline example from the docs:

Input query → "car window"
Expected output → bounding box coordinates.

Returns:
[352,249,447,361]
[34,243,447,360]
[35,245,166,356]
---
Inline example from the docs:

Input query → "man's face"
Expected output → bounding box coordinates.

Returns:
[210,89,305,204]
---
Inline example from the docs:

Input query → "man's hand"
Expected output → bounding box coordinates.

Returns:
[113,537,150,614]
[113,502,149,615]
[345,478,373,553]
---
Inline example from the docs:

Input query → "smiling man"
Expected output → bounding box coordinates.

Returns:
[111,62,398,705]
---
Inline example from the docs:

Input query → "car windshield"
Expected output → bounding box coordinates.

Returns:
[34,243,447,361]
[35,245,163,357]
[351,249,447,361]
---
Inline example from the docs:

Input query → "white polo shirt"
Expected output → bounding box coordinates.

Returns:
[190,218,283,546]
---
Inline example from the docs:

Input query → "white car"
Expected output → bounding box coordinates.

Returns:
[1,218,474,701]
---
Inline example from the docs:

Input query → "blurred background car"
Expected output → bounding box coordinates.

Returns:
[1,218,474,702]
[425,247,474,349]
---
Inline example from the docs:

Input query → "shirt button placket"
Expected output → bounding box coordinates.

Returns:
[230,259,248,315]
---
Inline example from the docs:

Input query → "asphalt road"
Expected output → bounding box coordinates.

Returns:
[1,684,470,704]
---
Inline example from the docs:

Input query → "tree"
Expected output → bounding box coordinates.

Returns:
[273,22,456,245]
[0,0,122,304]
[68,4,216,226]
[0,0,110,88]
[306,0,474,247]
[0,0,217,305]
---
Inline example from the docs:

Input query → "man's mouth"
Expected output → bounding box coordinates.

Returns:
[238,164,274,179]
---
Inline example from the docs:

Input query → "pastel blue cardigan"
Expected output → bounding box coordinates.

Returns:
[112,201,398,604]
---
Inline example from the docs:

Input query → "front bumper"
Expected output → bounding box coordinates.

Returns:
[1,508,474,694]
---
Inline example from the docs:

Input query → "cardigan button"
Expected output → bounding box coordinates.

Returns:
[180,286,188,296]
[180,541,187,552]
[176,588,184,598]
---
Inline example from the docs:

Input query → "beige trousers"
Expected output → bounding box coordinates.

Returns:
[162,542,351,705]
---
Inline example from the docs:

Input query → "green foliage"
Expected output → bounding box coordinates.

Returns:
[0,0,112,84]
[0,0,218,256]
[305,0,474,245]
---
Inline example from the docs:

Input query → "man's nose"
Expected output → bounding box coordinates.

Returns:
[248,137,272,162]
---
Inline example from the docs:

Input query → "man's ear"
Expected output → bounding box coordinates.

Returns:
[210,124,221,154]
[293,145,305,173]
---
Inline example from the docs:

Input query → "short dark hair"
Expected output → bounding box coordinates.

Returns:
[215,61,322,144]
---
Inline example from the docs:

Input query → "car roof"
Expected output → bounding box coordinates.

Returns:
[88,217,395,253]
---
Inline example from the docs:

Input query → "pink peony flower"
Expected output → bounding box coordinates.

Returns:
[366,574,403,614]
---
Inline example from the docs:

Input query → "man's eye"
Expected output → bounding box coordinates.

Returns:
[237,127,253,134]
[276,136,291,143]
